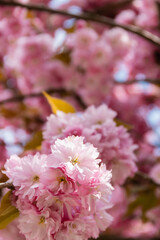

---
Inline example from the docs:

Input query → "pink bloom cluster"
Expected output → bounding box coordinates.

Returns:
[4,19,159,105]
[6,34,58,94]
[108,84,159,172]
[5,20,158,105]
[0,0,159,108]
[43,105,137,185]
[4,136,113,240]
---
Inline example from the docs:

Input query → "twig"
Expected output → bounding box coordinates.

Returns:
[124,172,160,188]
[0,182,14,190]
[116,79,160,86]
[0,1,160,47]
[0,88,87,109]
[95,235,160,240]
[136,172,160,187]
[156,1,160,29]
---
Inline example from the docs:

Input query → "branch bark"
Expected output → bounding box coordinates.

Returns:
[94,0,133,15]
[0,79,159,108]
[0,88,87,109]
[95,235,160,240]
[0,182,14,190]
[0,1,160,47]
[116,79,160,86]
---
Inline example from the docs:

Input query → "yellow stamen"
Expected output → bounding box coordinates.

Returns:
[39,216,45,224]
[33,175,39,182]
[70,157,79,165]
[57,176,66,183]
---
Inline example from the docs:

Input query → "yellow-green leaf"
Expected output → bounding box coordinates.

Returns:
[54,50,71,65]
[115,118,133,130]
[64,25,76,34]
[26,10,34,19]
[24,130,43,151]
[0,70,6,82]
[0,191,19,229]
[43,92,76,114]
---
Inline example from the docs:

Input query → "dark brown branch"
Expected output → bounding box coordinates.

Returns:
[0,88,87,109]
[0,1,160,47]
[156,1,160,29]
[135,172,160,187]
[0,182,14,190]
[94,235,160,240]
[94,0,133,16]
[116,79,160,86]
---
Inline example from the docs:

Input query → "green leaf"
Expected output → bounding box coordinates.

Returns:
[24,130,43,151]
[0,191,19,229]
[43,92,76,114]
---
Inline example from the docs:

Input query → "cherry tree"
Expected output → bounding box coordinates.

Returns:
[0,0,159,239]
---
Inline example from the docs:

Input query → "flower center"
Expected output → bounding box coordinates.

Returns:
[33,175,39,182]
[58,128,62,134]
[39,216,45,224]
[97,120,103,124]
[70,157,79,165]
[72,223,77,229]
[58,176,66,183]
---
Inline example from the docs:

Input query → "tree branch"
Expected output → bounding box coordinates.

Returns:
[0,1,160,47]
[116,79,160,86]
[0,182,14,190]
[94,0,133,16]
[0,88,87,109]
[95,235,160,240]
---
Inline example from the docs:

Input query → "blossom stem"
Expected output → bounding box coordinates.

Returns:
[97,235,160,240]
[0,1,160,47]
[0,182,14,190]
[0,88,87,109]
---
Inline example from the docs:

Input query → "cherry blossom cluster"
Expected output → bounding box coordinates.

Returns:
[5,24,159,106]
[0,0,160,239]
[109,84,160,172]
[4,136,113,240]
[43,104,137,185]
[0,0,159,106]
[6,34,57,93]
[5,27,130,104]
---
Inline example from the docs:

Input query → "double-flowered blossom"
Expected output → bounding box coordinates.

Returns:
[43,104,137,185]
[4,136,113,240]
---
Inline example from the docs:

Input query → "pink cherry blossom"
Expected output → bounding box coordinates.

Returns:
[5,136,113,240]
[18,209,60,240]
[43,105,137,185]
[4,153,48,200]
